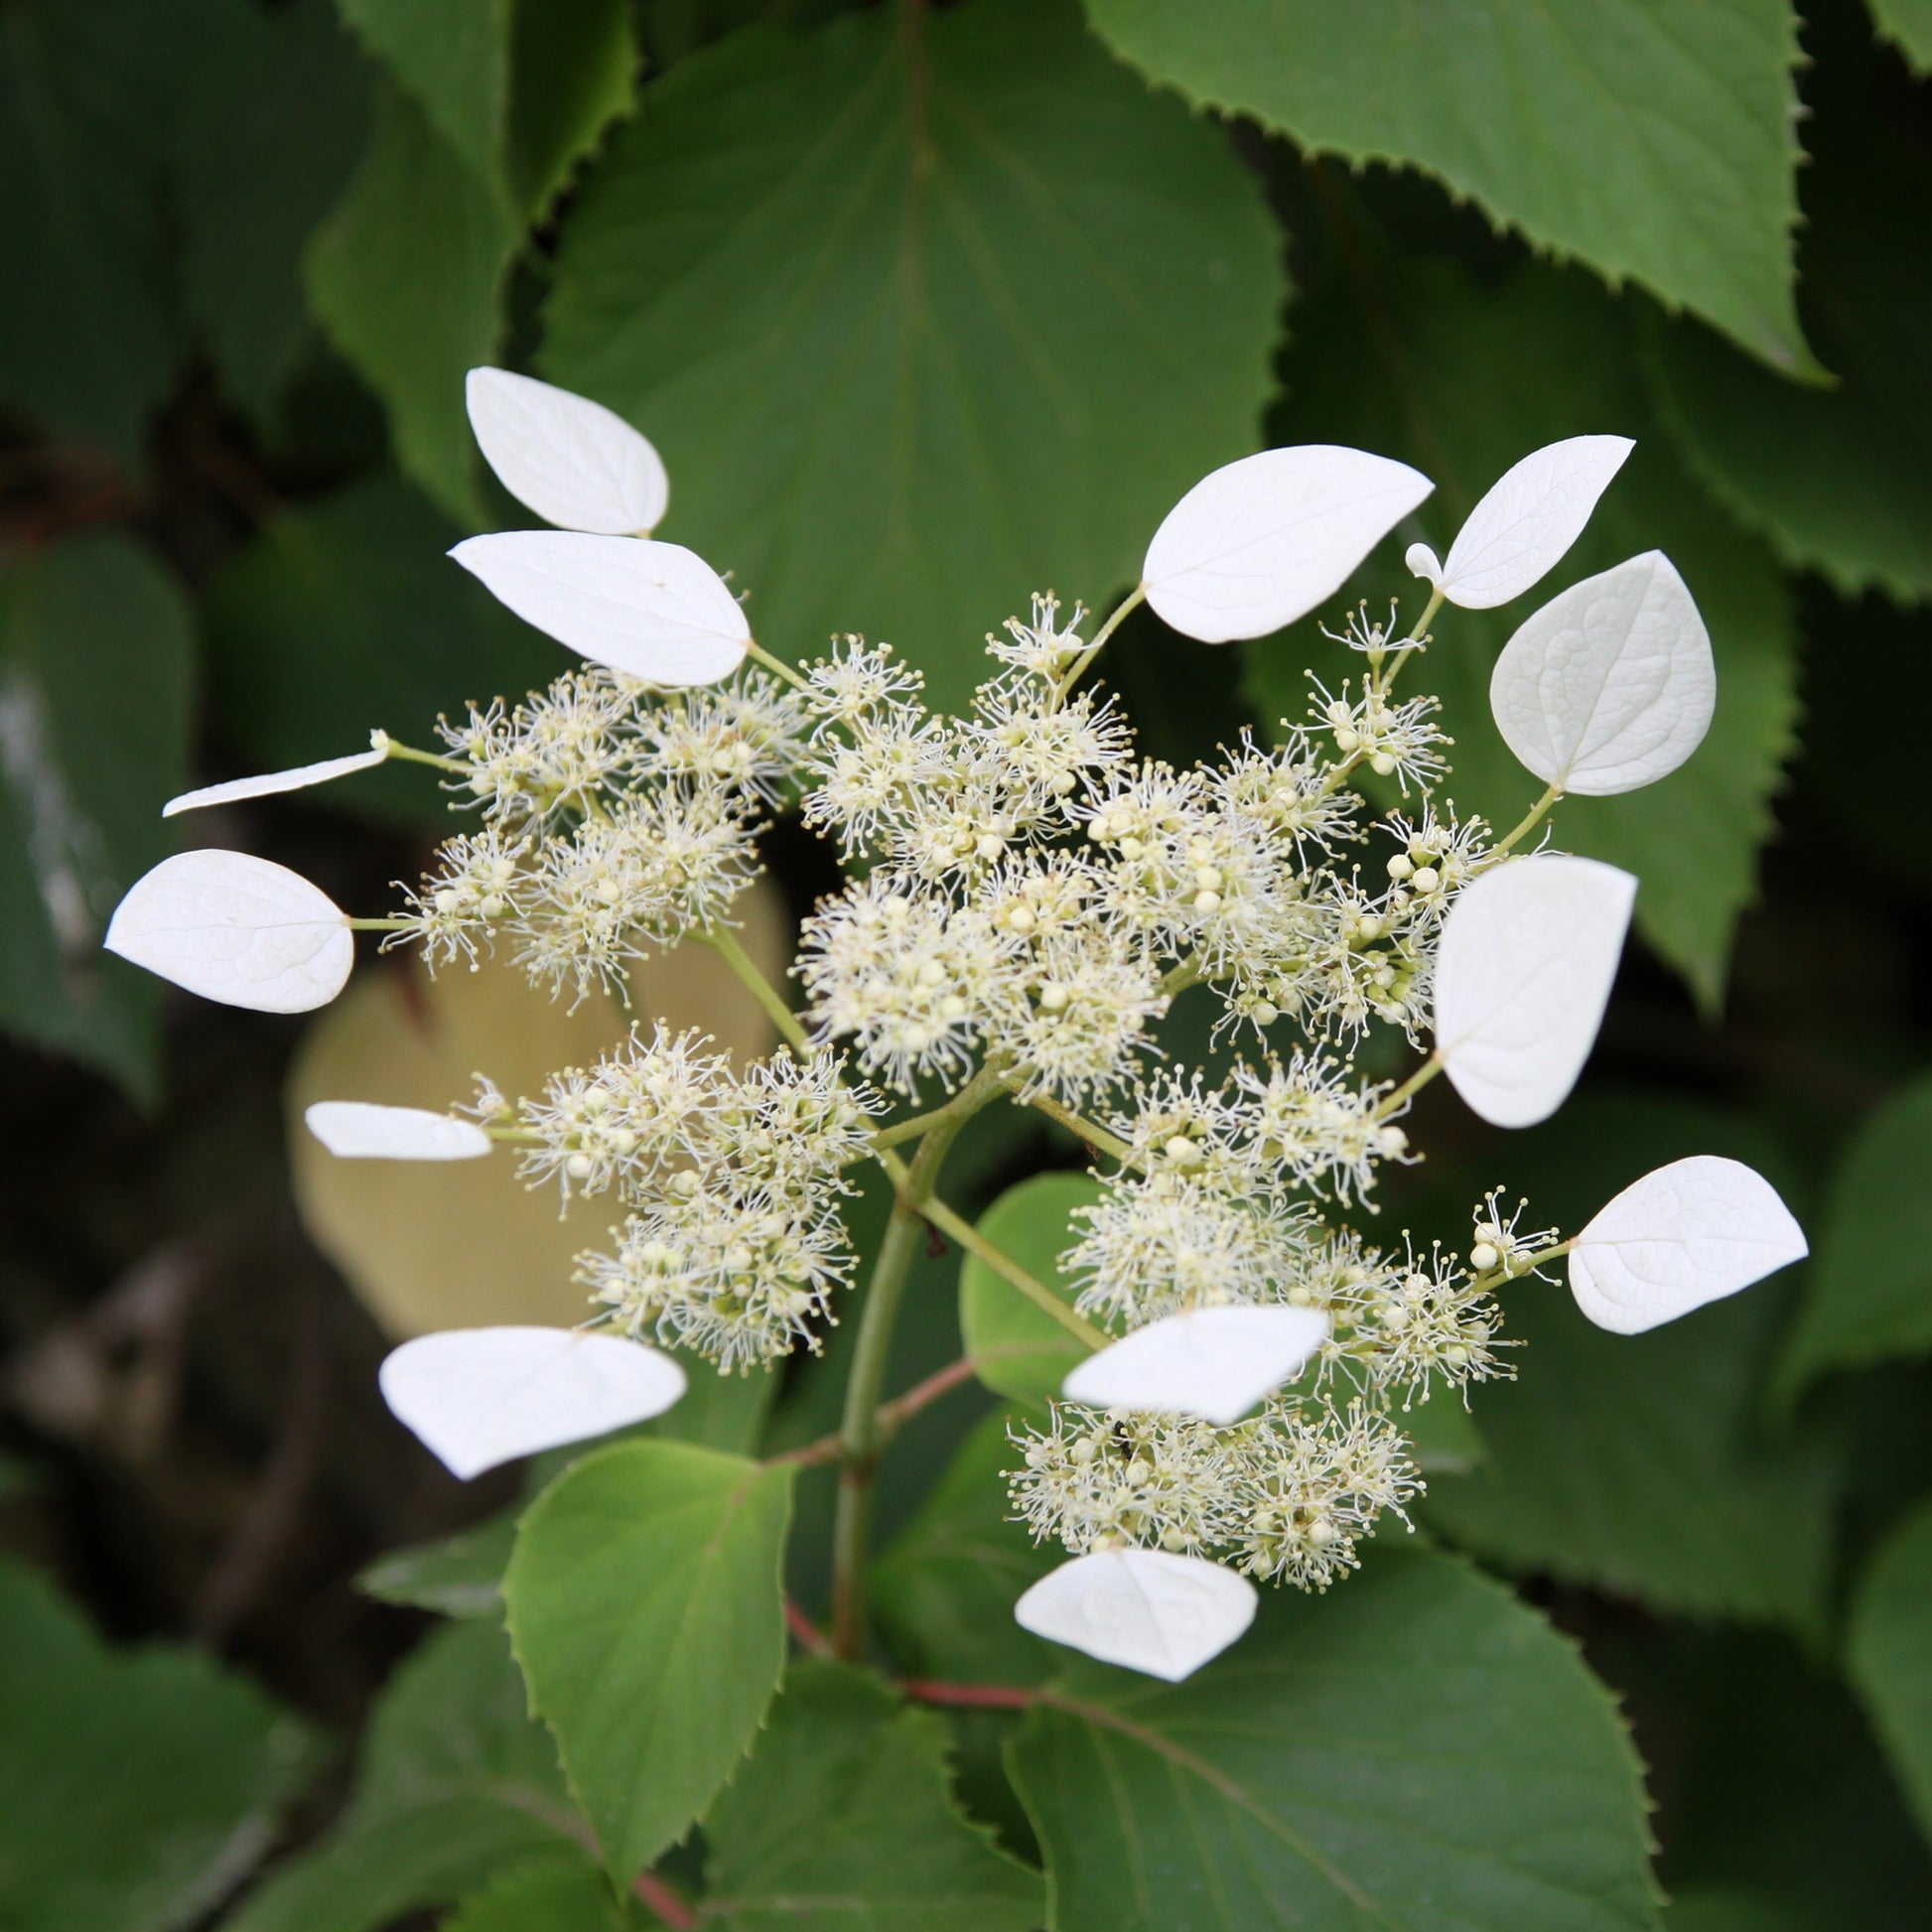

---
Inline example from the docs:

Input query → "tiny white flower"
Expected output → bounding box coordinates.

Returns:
[1061,1306,1330,1426]
[1142,446,1433,643]
[450,532,750,687]
[1407,435,1633,610]
[467,366,669,536]
[1489,551,1714,794]
[163,737,390,817]
[104,850,353,1013]
[1014,1546,1257,1681]
[1569,1155,1808,1333]
[1433,854,1636,1128]
[378,1325,686,1479]
[305,1101,492,1161]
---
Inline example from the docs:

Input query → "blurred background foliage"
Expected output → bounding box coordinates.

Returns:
[2,0,1931,1925]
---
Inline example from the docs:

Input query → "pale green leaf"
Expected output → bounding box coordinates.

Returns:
[1247,255,1798,1011]
[699,1661,1042,1930]
[359,1513,519,1619]
[960,1172,1101,1407]
[0,1556,315,1932]
[1646,87,1932,603]
[1867,0,1932,71]
[1847,1495,1932,1847]
[1007,1545,1661,1931]
[1419,1093,1834,1631]
[873,1410,1060,1687]
[504,1441,795,1883]
[542,0,1284,712]
[337,0,510,193]
[1085,0,1811,372]
[1777,1073,1932,1394]
[0,534,194,1098]
[306,80,515,520]
[444,1855,643,1932]
[228,1619,581,1932]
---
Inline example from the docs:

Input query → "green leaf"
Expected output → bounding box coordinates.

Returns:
[1867,0,1932,72]
[202,476,556,824]
[0,1555,314,1932]
[175,0,370,423]
[444,1855,643,1932]
[874,1410,1060,1686]
[1645,77,1932,604]
[960,1171,1101,1407]
[359,1512,520,1619]
[229,1618,581,1932]
[1418,1093,1836,1632]
[1085,0,1811,373]
[504,1440,795,1884]
[1777,1073,1932,1395]
[542,0,1284,712]
[0,533,195,1097]
[698,1660,1042,1929]
[1248,253,1798,1011]
[1402,1383,1485,1474]
[1847,1494,1932,1843]
[1007,1545,1661,1931]
[306,79,515,519]
[0,0,203,452]
[337,0,511,195]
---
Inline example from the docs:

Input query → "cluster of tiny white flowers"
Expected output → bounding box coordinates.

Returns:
[382,571,1520,1578]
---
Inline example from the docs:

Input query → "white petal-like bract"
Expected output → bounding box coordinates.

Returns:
[1061,1306,1330,1426]
[450,532,750,687]
[163,744,388,817]
[1433,436,1633,610]
[1142,446,1433,643]
[1569,1156,1808,1335]
[305,1101,492,1162]
[466,367,669,536]
[104,851,353,1014]
[1014,1548,1257,1682]
[1489,551,1714,794]
[379,1325,687,1479]
[1434,854,1636,1129]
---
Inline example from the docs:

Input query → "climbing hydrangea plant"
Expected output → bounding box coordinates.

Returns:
[109,373,1809,1692]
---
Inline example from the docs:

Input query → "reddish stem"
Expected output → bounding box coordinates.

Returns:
[785,1597,835,1657]
[879,1354,980,1434]
[633,1869,697,1929]
[900,1678,1038,1712]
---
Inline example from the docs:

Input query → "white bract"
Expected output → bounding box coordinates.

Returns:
[1142,446,1433,642]
[1489,551,1714,794]
[1406,435,1632,610]
[163,741,390,817]
[466,367,669,536]
[378,1325,687,1479]
[1569,1156,1808,1334]
[1434,854,1636,1129]
[1061,1306,1330,1426]
[1013,1547,1258,1681]
[451,532,750,687]
[104,850,353,1014]
[305,1101,492,1162]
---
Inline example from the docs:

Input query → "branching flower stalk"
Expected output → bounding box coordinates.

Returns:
[108,379,1811,1682]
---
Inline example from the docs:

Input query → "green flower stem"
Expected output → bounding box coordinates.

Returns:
[701,922,810,1053]
[380,738,471,776]
[999,1077,1135,1163]
[1053,582,1147,704]
[745,638,811,692]
[346,916,413,932]
[831,1110,969,1657]
[921,1195,1109,1349]
[1493,780,1565,856]
[1374,1052,1444,1121]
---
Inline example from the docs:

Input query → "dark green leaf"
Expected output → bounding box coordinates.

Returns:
[1847,1494,1932,1843]
[1418,1093,1835,1631]
[1664,1893,1810,1932]
[358,1512,519,1619]
[1867,0,1932,72]
[959,1171,1100,1407]
[229,1618,580,1932]
[874,1410,1059,1687]
[1007,1545,1660,1931]
[0,1556,314,1932]
[1249,254,1798,1010]
[444,1854,643,1932]
[504,1441,795,1883]
[543,0,1284,712]
[175,0,370,423]
[337,0,510,194]
[1085,0,1811,372]
[202,476,556,824]
[1777,1073,1932,1395]
[699,1660,1041,1929]
[0,533,194,1096]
